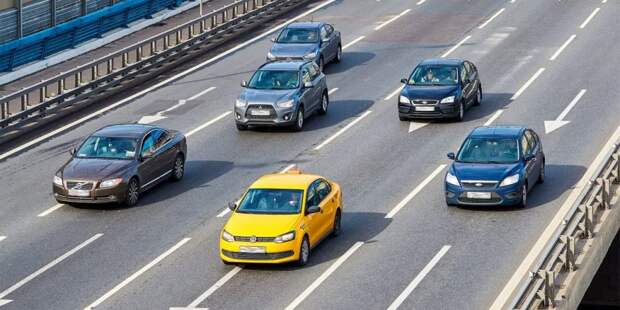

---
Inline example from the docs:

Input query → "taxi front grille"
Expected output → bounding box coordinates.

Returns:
[222,250,294,260]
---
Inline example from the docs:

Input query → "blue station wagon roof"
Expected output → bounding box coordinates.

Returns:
[259,60,312,71]
[419,58,464,66]
[285,21,324,29]
[469,126,526,138]
[94,124,157,138]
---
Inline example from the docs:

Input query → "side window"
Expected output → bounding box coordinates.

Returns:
[153,129,169,149]
[465,62,475,79]
[524,130,537,153]
[325,24,334,36]
[301,66,312,84]
[141,132,156,155]
[316,180,332,202]
[460,64,468,82]
[320,26,328,40]
[520,135,530,156]
[308,63,319,81]
[306,184,319,208]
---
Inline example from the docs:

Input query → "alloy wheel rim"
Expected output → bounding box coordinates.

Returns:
[298,111,303,128]
[335,214,341,233]
[477,90,481,103]
[460,103,464,119]
[522,186,527,206]
[322,96,328,111]
[129,181,138,204]
[337,48,342,61]
[175,158,184,178]
[302,240,309,262]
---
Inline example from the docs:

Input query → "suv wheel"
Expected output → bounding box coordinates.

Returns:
[292,107,304,131]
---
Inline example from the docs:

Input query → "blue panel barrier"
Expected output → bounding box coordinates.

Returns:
[0,0,182,72]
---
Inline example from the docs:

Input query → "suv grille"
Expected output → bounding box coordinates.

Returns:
[246,105,277,120]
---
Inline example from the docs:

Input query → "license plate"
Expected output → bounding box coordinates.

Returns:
[239,246,266,253]
[68,189,90,197]
[250,110,270,116]
[416,106,435,112]
[467,192,491,199]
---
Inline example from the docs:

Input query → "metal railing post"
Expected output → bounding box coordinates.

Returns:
[81,0,87,15]
[21,93,28,110]
[16,0,23,38]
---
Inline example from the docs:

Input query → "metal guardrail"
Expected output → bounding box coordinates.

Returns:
[511,143,620,309]
[0,0,309,140]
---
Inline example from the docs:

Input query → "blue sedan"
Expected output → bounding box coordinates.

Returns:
[445,126,545,208]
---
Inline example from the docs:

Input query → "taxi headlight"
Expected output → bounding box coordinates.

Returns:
[274,231,295,243]
[440,96,455,104]
[500,174,520,187]
[446,172,460,186]
[100,178,123,189]
[222,230,235,242]
[53,175,63,187]
[399,95,411,104]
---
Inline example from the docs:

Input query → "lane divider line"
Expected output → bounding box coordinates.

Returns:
[384,86,403,101]
[478,8,505,29]
[37,204,65,217]
[84,238,191,310]
[0,0,337,162]
[374,9,412,31]
[579,7,600,29]
[0,233,103,307]
[0,236,6,243]
[314,110,372,151]
[284,241,364,310]
[416,0,426,5]
[185,111,231,138]
[549,34,576,61]
[181,266,243,309]
[186,86,217,101]
[441,35,471,58]
[510,67,545,100]
[386,245,451,310]
[385,164,447,219]
[484,110,504,126]
[342,36,365,50]
[281,164,297,173]
[216,208,231,218]
[328,88,339,95]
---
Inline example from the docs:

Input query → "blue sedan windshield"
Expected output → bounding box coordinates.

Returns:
[237,189,303,214]
[248,70,299,90]
[457,138,519,163]
[408,65,458,85]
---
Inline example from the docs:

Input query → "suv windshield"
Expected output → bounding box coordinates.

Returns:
[408,65,458,85]
[76,136,138,160]
[457,137,520,164]
[277,28,319,44]
[236,189,303,214]
[248,70,299,90]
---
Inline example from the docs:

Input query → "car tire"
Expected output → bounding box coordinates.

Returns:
[331,210,341,237]
[171,154,185,181]
[399,115,408,122]
[292,107,304,132]
[334,45,342,63]
[455,101,465,122]
[473,86,482,106]
[124,177,140,207]
[318,92,329,115]
[319,56,325,72]
[297,236,310,266]
[236,123,248,131]
[518,184,528,208]
[537,161,545,184]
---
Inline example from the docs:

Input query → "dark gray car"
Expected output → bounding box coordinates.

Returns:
[234,61,329,131]
[267,22,342,72]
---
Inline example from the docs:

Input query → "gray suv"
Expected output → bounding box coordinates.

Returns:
[267,22,342,72]
[234,61,329,131]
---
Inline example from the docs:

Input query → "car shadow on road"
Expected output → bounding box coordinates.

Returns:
[455,164,586,212]
[323,51,375,75]
[240,211,391,271]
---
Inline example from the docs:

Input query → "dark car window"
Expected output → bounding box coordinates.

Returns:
[76,136,138,160]
[316,180,331,201]
[408,65,458,86]
[277,28,319,44]
[141,132,157,155]
[457,137,520,163]
[308,63,320,81]
[152,129,170,150]
[248,70,300,90]
[325,24,334,36]
[306,183,320,208]
[460,64,468,82]
[236,189,303,214]
[520,135,530,156]
[320,26,328,40]
[464,62,474,80]
[524,130,537,153]
[301,66,312,84]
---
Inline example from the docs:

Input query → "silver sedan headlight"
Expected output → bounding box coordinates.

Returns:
[277,99,294,108]
[235,99,247,108]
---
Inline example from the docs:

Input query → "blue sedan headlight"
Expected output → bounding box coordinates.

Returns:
[446,172,460,186]
[440,96,455,104]
[500,174,520,187]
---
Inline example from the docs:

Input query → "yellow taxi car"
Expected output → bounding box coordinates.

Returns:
[220,169,342,266]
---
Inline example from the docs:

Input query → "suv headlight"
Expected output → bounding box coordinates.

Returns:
[53,175,63,187]
[303,52,317,59]
[100,178,123,189]
[235,99,247,108]
[399,95,411,104]
[274,231,295,243]
[267,52,276,60]
[446,172,460,186]
[222,230,235,242]
[440,96,455,104]
[500,174,520,187]
[277,99,294,108]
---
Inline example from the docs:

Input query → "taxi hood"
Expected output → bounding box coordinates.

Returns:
[224,212,300,237]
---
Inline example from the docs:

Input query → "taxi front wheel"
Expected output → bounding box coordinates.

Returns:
[297,236,310,266]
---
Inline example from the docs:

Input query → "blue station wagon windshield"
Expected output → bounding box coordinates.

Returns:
[76,136,138,160]
[457,137,520,164]
[237,189,303,214]
[248,70,300,90]
[276,28,319,44]
[408,65,458,85]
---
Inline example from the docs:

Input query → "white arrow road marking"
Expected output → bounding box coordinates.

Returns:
[0,234,103,307]
[544,89,586,134]
[408,122,429,133]
[139,86,217,124]
[170,267,242,310]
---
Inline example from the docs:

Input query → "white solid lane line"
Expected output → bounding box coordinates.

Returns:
[374,9,412,31]
[216,208,231,218]
[314,110,372,151]
[385,165,447,219]
[478,8,505,29]
[484,110,504,126]
[549,34,576,61]
[510,67,545,100]
[285,242,364,310]
[0,234,103,307]
[37,204,65,217]
[185,111,231,138]
[441,35,471,58]
[416,0,426,5]
[175,266,243,309]
[579,7,600,29]
[386,245,451,310]
[281,164,297,173]
[342,36,365,50]
[0,236,6,242]
[328,88,339,95]
[491,123,620,310]
[0,0,337,162]
[385,86,403,101]
[186,86,217,101]
[84,238,190,310]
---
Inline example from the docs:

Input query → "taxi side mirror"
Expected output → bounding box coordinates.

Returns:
[306,205,321,214]
[228,202,237,211]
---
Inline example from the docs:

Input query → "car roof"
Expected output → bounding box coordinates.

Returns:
[94,124,158,138]
[419,58,464,66]
[250,173,322,190]
[259,60,310,71]
[286,21,324,29]
[469,126,525,138]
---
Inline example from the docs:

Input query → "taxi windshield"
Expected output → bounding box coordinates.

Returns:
[236,189,303,214]
[76,136,138,160]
